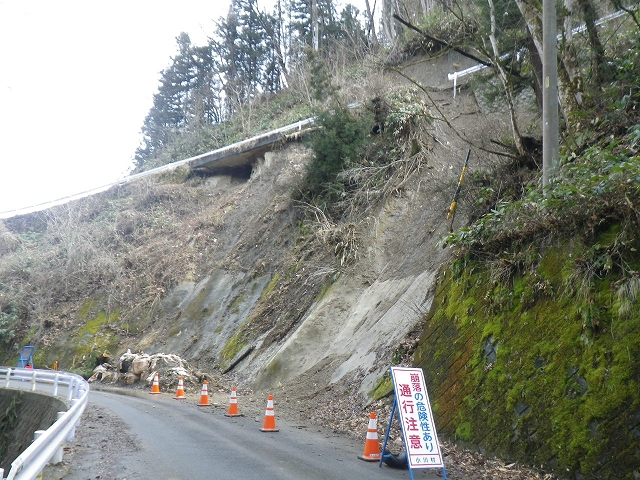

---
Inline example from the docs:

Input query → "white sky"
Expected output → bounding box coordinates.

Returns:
[0,0,370,216]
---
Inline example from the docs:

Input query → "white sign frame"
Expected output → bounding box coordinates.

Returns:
[381,366,447,479]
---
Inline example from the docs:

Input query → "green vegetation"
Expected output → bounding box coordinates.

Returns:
[417,236,640,475]
[0,1,638,477]
[369,375,394,401]
[0,391,21,468]
[261,274,280,301]
[0,305,18,344]
[414,31,640,478]
[134,1,368,170]
[300,106,372,209]
[220,332,247,364]
[63,310,122,377]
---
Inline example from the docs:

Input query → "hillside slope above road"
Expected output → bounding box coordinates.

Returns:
[8,52,545,479]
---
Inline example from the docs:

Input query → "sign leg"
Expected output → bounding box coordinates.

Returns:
[379,398,396,468]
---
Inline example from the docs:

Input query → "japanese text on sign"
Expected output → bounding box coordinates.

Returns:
[391,367,444,469]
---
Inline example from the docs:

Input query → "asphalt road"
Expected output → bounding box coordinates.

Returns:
[78,390,442,480]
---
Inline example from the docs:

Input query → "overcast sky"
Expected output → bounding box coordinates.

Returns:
[0,0,369,216]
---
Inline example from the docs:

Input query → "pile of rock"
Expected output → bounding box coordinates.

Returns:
[88,350,203,390]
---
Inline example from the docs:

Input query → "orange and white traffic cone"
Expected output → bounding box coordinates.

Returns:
[197,380,210,406]
[225,386,241,417]
[174,376,186,400]
[149,372,160,394]
[358,412,381,461]
[259,395,279,432]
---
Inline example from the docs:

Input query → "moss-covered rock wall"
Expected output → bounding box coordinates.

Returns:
[415,239,640,479]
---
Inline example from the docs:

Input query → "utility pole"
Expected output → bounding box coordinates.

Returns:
[542,0,559,190]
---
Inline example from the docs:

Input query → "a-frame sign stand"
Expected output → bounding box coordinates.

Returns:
[16,345,35,368]
[379,366,447,480]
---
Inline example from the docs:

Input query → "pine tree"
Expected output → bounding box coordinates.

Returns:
[135,33,220,165]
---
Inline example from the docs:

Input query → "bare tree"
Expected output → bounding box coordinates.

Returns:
[486,0,525,156]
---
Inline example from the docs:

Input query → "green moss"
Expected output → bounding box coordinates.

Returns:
[79,299,96,319]
[20,327,38,348]
[81,311,115,335]
[220,332,247,362]
[55,309,123,377]
[455,421,473,441]
[261,274,280,301]
[414,237,640,477]
[369,375,393,401]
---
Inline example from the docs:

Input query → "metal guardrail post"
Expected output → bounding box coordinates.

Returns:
[51,412,65,464]
[32,431,45,480]
[67,398,80,442]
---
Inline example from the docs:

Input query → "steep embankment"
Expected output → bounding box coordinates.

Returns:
[125,64,513,406]
[1,52,543,474]
[415,241,640,478]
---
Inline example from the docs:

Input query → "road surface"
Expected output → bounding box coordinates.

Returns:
[48,389,443,479]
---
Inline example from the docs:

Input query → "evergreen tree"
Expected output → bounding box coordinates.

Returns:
[288,0,340,51]
[236,0,269,97]
[135,33,220,166]
[211,4,241,118]
[211,0,272,115]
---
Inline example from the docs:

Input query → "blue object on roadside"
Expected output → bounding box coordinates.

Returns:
[16,345,35,368]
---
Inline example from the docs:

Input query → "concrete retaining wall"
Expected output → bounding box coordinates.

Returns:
[0,389,66,472]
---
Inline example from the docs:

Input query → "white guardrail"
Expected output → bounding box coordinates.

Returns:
[446,8,629,96]
[0,116,318,220]
[0,367,89,480]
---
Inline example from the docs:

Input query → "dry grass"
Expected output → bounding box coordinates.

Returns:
[0,173,242,359]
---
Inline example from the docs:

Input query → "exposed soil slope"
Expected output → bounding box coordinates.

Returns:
[6,52,546,478]
[107,54,536,463]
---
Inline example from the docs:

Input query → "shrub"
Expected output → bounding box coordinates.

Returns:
[303,107,370,206]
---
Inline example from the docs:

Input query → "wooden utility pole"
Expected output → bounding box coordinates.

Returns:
[542,0,559,190]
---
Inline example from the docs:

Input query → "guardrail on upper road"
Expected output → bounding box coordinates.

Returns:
[0,367,89,480]
[446,8,629,97]
[0,116,318,220]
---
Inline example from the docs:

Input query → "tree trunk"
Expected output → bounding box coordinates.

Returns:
[381,0,400,45]
[576,0,607,86]
[312,0,319,51]
[514,0,582,125]
[488,0,525,157]
[364,0,379,46]
[559,0,582,113]
[526,26,543,109]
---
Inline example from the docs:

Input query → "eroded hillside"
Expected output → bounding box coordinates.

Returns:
[2,56,505,372]
[0,53,539,476]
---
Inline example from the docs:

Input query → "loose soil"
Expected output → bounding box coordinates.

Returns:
[30,52,546,479]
